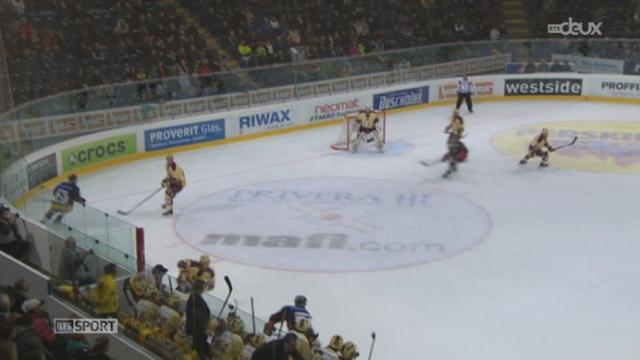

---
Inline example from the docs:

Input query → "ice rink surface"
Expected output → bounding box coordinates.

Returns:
[80,100,640,359]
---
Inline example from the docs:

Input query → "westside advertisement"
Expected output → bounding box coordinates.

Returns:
[27,153,57,189]
[144,118,225,151]
[62,134,137,172]
[373,86,429,110]
[504,78,583,96]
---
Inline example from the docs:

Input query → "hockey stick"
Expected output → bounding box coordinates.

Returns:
[250,297,256,334]
[419,158,444,167]
[552,136,578,151]
[216,275,233,318]
[367,332,376,360]
[116,187,162,215]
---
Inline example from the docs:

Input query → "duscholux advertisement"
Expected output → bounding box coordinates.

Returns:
[144,118,225,151]
[373,86,429,110]
[62,134,137,172]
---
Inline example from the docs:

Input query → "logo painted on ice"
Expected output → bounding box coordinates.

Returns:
[239,109,293,130]
[492,121,640,173]
[174,178,490,272]
[547,18,603,36]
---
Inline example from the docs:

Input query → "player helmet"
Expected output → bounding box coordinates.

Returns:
[68,173,78,182]
[294,295,307,307]
[166,154,174,162]
[341,342,359,358]
[199,254,210,266]
[329,335,344,351]
[541,128,549,136]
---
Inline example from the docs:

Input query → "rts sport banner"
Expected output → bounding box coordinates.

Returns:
[62,134,137,172]
[373,86,429,110]
[144,118,225,151]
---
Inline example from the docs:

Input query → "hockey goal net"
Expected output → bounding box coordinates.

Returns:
[330,110,386,151]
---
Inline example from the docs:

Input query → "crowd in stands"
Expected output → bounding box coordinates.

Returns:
[0,278,115,360]
[0,0,228,107]
[184,0,504,68]
[1,0,505,107]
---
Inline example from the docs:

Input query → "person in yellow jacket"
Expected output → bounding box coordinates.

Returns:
[91,263,118,318]
[162,154,186,216]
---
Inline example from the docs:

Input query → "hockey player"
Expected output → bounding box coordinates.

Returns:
[288,319,314,360]
[177,254,216,291]
[519,128,554,167]
[211,315,245,360]
[122,263,168,306]
[241,333,266,360]
[441,110,468,178]
[313,335,344,360]
[264,295,313,336]
[161,154,185,216]
[42,174,86,224]
[445,110,465,139]
[352,106,383,152]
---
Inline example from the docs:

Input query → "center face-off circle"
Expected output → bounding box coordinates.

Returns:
[492,121,640,174]
[175,178,490,272]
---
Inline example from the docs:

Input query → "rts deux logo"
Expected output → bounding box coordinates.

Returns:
[547,17,603,36]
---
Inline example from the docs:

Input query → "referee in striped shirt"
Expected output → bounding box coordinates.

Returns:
[456,75,473,113]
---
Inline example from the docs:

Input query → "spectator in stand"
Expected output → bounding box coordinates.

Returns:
[0,294,11,322]
[87,336,113,360]
[550,59,564,72]
[58,236,93,286]
[251,333,304,360]
[91,263,118,318]
[537,59,550,72]
[524,58,537,73]
[14,315,50,360]
[0,321,18,360]
[22,298,67,358]
[9,279,29,314]
[186,279,210,360]
[238,40,252,67]
[0,205,30,262]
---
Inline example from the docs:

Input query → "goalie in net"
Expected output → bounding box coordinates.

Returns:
[331,107,385,152]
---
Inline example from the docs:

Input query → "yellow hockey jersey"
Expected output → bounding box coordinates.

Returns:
[166,163,186,187]
[529,133,551,151]
[445,114,464,137]
[357,111,379,129]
